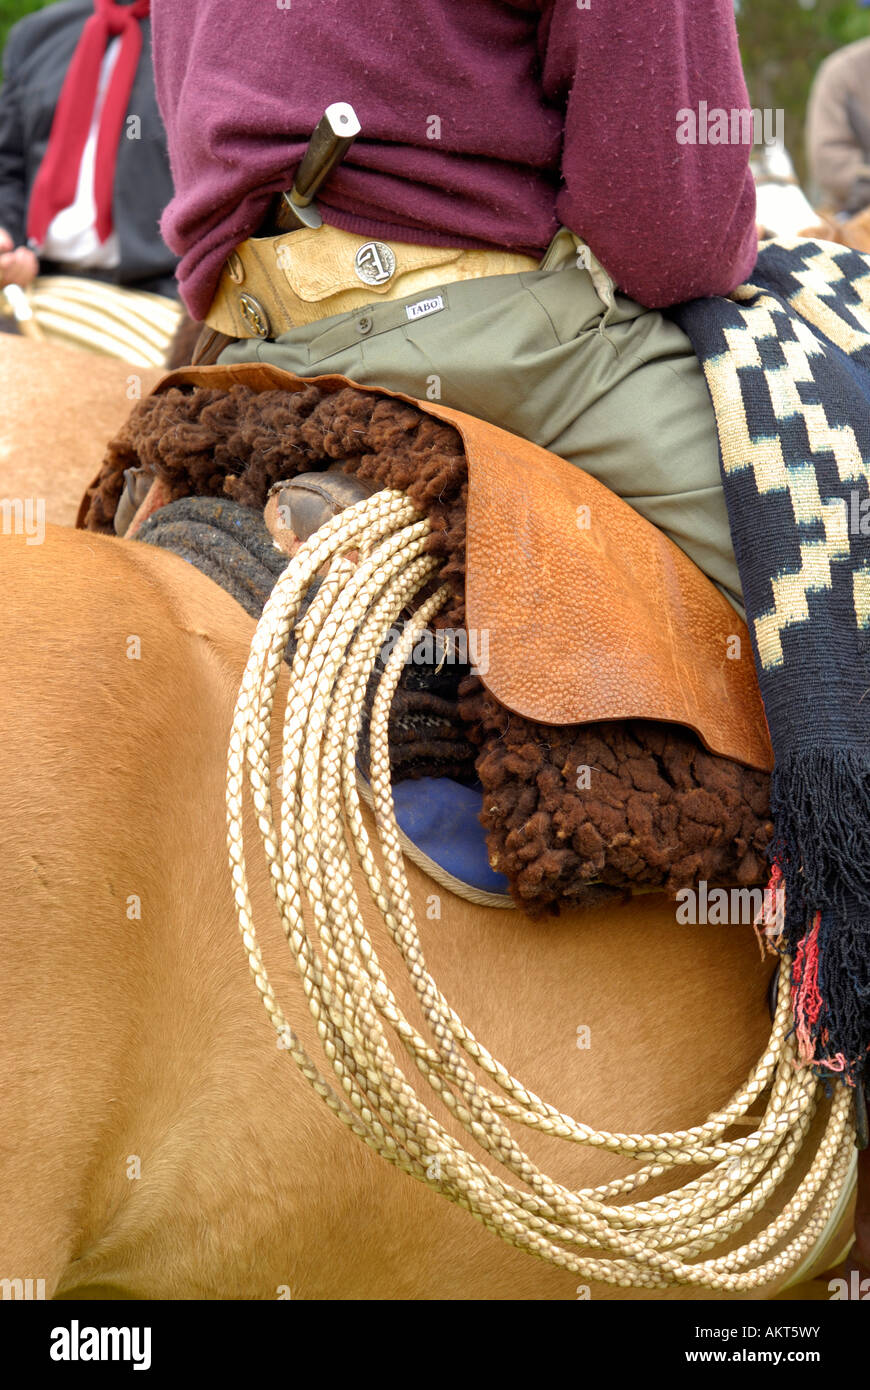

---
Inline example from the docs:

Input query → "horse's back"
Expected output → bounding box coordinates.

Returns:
[0,527,795,1300]
[0,337,162,526]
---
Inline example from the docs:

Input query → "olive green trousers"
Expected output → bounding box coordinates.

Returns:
[219,230,743,613]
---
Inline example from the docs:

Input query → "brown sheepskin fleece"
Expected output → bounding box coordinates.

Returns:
[81,383,469,628]
[459,676,773,915]
[85,382,773,911]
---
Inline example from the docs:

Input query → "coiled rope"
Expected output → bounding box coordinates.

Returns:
[226,488,856,1290]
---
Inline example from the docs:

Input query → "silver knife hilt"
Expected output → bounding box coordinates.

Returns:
[272,102,360,233]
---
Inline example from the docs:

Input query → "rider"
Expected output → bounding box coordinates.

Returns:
[150,0,758,614]
[807,34,870,217]
[0,0,177,298]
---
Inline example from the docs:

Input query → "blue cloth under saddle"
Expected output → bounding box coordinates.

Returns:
[392,776,510,897]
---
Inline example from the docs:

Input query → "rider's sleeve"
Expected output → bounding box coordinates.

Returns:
[538,0,758,308]
[0,26,28,249]
[806,53,870,214]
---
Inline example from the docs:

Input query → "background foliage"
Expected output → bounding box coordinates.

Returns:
[737,0,870,184]
[1,0,870,187]
[0,0,50,56]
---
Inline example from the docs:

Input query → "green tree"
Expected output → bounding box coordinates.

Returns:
[0,1,53,55]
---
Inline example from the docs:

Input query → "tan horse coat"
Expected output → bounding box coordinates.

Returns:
[0,336,160,527]
[0,526,851,1300]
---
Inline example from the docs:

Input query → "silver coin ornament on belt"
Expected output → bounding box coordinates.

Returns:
[239,293,270,339]
[354,241,396,286]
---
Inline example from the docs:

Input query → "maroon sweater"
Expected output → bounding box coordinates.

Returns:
[151,0,757,320]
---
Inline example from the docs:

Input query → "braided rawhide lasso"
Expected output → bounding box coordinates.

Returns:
[226,488,856,1291]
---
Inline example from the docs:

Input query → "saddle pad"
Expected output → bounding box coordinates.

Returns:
[129,362,774,773]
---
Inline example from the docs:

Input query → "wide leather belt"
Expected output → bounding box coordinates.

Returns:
[204,223,540,340]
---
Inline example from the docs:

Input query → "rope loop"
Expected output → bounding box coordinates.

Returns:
[226,488,855,1290]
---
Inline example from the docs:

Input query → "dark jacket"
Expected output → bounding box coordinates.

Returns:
[0,0,177,295]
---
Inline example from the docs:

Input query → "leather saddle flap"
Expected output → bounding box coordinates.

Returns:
[454,414,773,772]
[122,362,773,773]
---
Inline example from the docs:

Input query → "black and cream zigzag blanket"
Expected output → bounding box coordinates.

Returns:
[671,238,870,1085]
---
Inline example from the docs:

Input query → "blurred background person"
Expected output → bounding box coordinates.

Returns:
[0,0,176,297]
[806,34,870,215]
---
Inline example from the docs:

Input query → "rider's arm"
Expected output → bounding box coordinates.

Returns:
[807,50,870,215]
[0,24,29,252]
[538,0,757,308]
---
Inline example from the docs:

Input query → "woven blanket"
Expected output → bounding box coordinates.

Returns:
[671,238,870,1085]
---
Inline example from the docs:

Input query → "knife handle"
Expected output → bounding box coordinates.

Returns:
[290,102,360,208]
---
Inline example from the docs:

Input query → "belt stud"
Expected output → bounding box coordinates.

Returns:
[239,293,271,339]
[354,241,396,286]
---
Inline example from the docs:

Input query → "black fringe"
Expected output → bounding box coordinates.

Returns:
[770,749,870,1082]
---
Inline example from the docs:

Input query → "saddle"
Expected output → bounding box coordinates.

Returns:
[77,363,776,908]
[107,362,772,775]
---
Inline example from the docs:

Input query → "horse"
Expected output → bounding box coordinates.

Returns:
[0,522,854,1301]
[0,335,162,528]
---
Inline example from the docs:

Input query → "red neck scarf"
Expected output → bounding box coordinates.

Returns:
[27,0,150,248]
